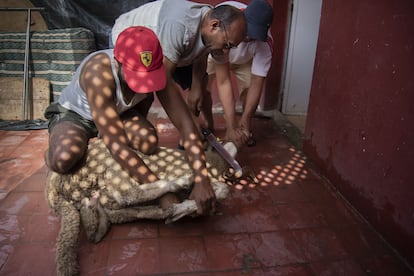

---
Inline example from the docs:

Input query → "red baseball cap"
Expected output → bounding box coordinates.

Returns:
[114,26,166,93]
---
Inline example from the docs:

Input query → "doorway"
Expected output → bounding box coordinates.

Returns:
[281,0,323,130]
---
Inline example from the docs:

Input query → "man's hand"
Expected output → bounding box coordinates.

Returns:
[188,177,216,215]
[225,126,250,148]
[158,57,214,215]
[187,88,202,116]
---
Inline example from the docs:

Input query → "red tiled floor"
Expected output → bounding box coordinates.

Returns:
[0,114,413,275]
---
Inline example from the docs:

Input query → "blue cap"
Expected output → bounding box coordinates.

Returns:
[244,0,273,41]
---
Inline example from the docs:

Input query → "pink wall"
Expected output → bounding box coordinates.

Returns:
[304,0,414,265]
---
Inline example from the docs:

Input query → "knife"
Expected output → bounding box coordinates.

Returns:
[201,128,243,178]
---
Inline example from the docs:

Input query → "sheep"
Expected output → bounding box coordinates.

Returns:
[45,138,254,276]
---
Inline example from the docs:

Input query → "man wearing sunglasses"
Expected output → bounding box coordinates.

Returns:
[196,0,274,148]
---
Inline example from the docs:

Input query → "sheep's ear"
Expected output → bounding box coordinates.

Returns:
[223,142,237,158]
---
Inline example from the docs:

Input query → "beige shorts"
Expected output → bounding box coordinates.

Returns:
[206,58,252,97]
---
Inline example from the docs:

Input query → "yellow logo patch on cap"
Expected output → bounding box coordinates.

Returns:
[140,51,153,68]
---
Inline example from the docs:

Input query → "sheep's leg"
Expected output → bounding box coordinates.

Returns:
[165,200,198,224]
[111,175,194,207]
[106,181,228,225]
[80,191,110,243]
[165,181,230,224]
[45,172,80,275]
[56,199,81,276]
[105,205,172,223]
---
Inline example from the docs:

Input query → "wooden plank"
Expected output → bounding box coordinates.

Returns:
[0,77,50,120]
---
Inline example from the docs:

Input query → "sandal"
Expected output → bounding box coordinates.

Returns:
[247,133,256,147]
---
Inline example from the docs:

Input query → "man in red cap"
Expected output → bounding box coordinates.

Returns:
[44,26,215,214]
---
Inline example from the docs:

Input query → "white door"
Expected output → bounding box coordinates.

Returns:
[282,0,323,115]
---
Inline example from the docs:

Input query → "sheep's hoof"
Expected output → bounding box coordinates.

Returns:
[165,200,197,224]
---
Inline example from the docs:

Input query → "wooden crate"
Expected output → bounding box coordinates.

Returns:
[0,77,50,120]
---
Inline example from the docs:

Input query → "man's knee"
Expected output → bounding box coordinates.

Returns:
[47,121,88,173]
[46,147,85,174]
[140,134,158,155]
[129,126,159,155]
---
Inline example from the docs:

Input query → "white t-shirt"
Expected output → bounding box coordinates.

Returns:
[58,50,147,120]
[112,0,212,67]
[211,1,273,77]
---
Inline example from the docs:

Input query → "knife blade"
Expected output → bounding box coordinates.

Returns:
[202,128,243,178]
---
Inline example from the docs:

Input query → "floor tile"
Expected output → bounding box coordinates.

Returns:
[0,191,50,216]
[111,221,159,240]
[210,268,264,275]
[262,264,313,276]
[18,213,60,243]
[159,217,205,237]
[158,236,209,274]
[204,233,259,271]
[0,243,57,276]
[292,227,349,262]
[309,258,367,276]
[277,201,327,229]
[106,239,159,275]
[0,213,27,245]
[78,241,110,275]
[250,231,307,267]
[332,224,391,259]
[358,254,414,276]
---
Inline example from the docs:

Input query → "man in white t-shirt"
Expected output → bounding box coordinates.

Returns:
[188,0,273,148]
[110,0,247,215]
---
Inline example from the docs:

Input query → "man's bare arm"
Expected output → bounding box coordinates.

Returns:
[215,62,248,146]
[80,53,157,184]
[187,54,208,116]
[156,57,216,215]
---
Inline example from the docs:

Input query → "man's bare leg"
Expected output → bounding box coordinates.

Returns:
[200,87,215,132]
[198,73,215,133]
[239,88,256,147]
